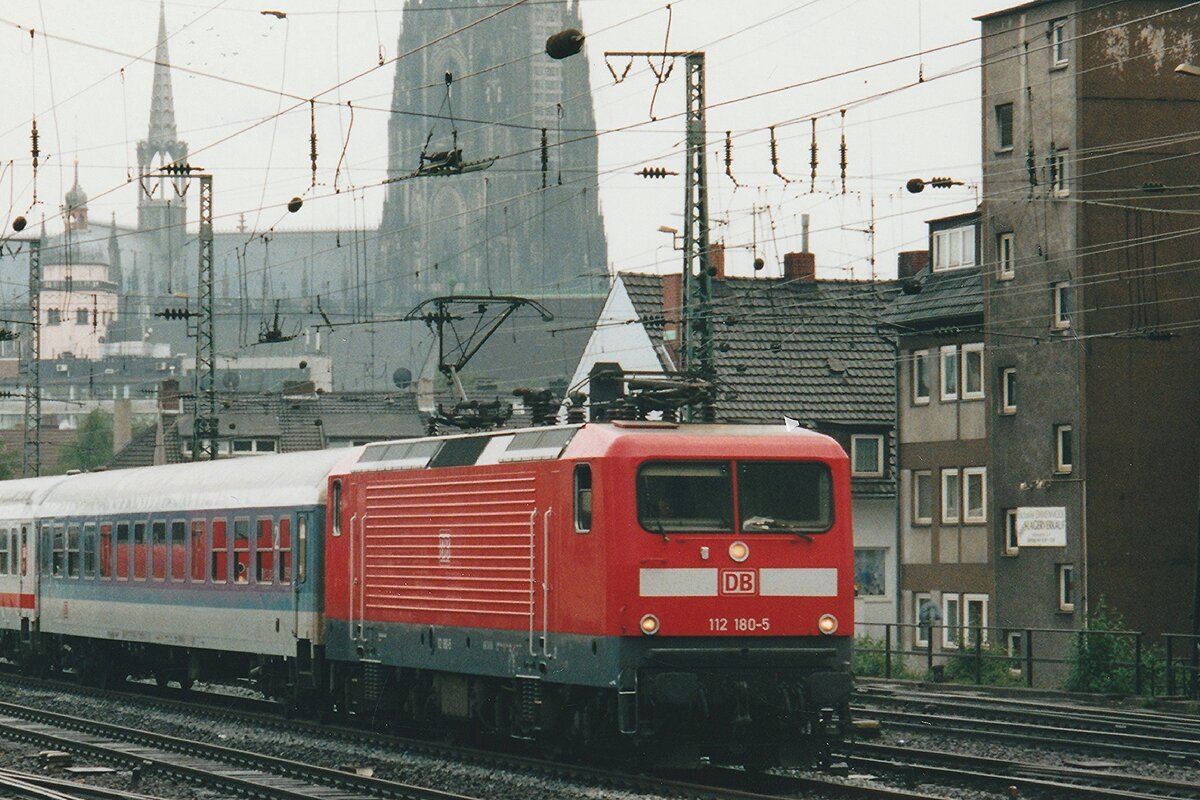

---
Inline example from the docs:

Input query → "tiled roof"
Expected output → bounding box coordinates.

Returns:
[883,266,984,329]
[619,273,900,427]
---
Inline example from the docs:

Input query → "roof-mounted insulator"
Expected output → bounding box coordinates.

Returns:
[636,166,678,179]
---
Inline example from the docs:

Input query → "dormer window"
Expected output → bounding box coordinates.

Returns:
[932,225,976,271]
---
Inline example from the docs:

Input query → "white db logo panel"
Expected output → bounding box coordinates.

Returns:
[721,569,757,595]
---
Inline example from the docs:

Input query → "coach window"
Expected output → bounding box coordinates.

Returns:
[211,518,228,583]
[256,517,274,584]
[115,523,130,580]
[278,517,291,585]
[0,530,9,575]
[574,464,592,533]
[170,521,186,581]
[151,521,167,580]
[637,462,733,533]
[296,516,307,583]
[191,521,206,582]
[233,519,250,583]
[99,523,112,579]
[133,522,148,580]
[67,524,81,578]
[331,481,342,536]
[20,527,28,577]
[738,461,833,533]
[82,523,97,579]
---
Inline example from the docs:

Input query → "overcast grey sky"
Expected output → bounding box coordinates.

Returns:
[0,0,1015,283]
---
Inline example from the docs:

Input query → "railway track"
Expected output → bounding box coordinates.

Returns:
[0,698,482,800]
[854,683,1200,762]
[847,741,1200,799]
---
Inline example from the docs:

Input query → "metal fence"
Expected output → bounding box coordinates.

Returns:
[854,622,1200,699]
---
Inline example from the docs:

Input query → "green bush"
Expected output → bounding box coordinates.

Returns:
[1064,599,1138,694]
[853,635,909,679]
[941,642,1024,686]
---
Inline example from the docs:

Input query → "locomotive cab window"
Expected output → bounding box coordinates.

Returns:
[574,464,592,533]
[739,461,833,533]
[331,481,342,537]
[638,462,733,533]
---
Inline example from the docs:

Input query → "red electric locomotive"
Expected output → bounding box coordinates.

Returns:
[323,420,854,766]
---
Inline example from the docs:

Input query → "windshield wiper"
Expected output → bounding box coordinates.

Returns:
[742,516,813,540]
[653,517,669,542]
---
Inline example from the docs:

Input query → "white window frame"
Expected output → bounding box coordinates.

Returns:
[995,103,1014,152]
[932,226,976,272]
[1001,367,1017,414]
[1055,424,1073,474]
[1051,18,1068,66]
[998,232,1015,280]
[940,345,959,401]
[1053,281,1071,328]
[1049,149,1069,197]
[850,434,885,478]
[912,349,931,405]
[963,593,989,646]
[912,470,932,525]
[941,468,960,524]
[962,467,987,524]
[1058,563,1076,611]
[961,343,985,400]
[915,592,933,648]
[942,593,962,649]
[1007,630,1023,660]
[1004,508,1019,555]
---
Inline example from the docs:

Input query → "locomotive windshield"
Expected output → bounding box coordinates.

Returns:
[738,461,832,533]
[637,462,733,532]
[637,460,833,534]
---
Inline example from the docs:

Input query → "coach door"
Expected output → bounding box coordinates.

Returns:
[533,469,560,661]
[18,523,35,638]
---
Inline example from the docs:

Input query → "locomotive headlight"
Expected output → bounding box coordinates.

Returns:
[818,613,839,635]
[639,614,660,635]
[728,541,749,562]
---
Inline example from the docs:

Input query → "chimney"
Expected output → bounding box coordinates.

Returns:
[660,271,683,363]
[159,379,180,413]
[897,250,930,279]
[783,252,816,283]
[709,241,726,281]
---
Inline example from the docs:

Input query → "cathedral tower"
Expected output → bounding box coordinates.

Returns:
[378,0,607,311]
[137,0,188,257]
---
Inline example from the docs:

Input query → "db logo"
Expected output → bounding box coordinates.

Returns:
[721,569,757,595]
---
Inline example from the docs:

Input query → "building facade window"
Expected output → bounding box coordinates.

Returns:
[963,467,987,523]
[913,471,933,524]
[1004,508,1019,555]
[1058,563,1075,611]
[964,594,989,646]
[995,103,1014,150]
[961,343,984,399]
[75,308,89,325]
[851,434,884,477]
[915,592,935,647]
[932,225,976,271]
[1053,281,1071,328]
[913,470,932,525]
[942,593,962,648]
[1049,149,1069,196]
[47,309,61,326]
[1055,424,1073,473]
[1001,367,1016,414]
[1051,18,1068,65]
[855,548,886,597]
[998,232,1015,279]
[941,468,960,523]
[912,349,931,404]
[940,345,959,401]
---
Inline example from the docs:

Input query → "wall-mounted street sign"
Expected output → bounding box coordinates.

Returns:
[1016,506,1067,547]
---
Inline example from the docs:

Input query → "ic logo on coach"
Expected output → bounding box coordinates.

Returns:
[721,569,757,595]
